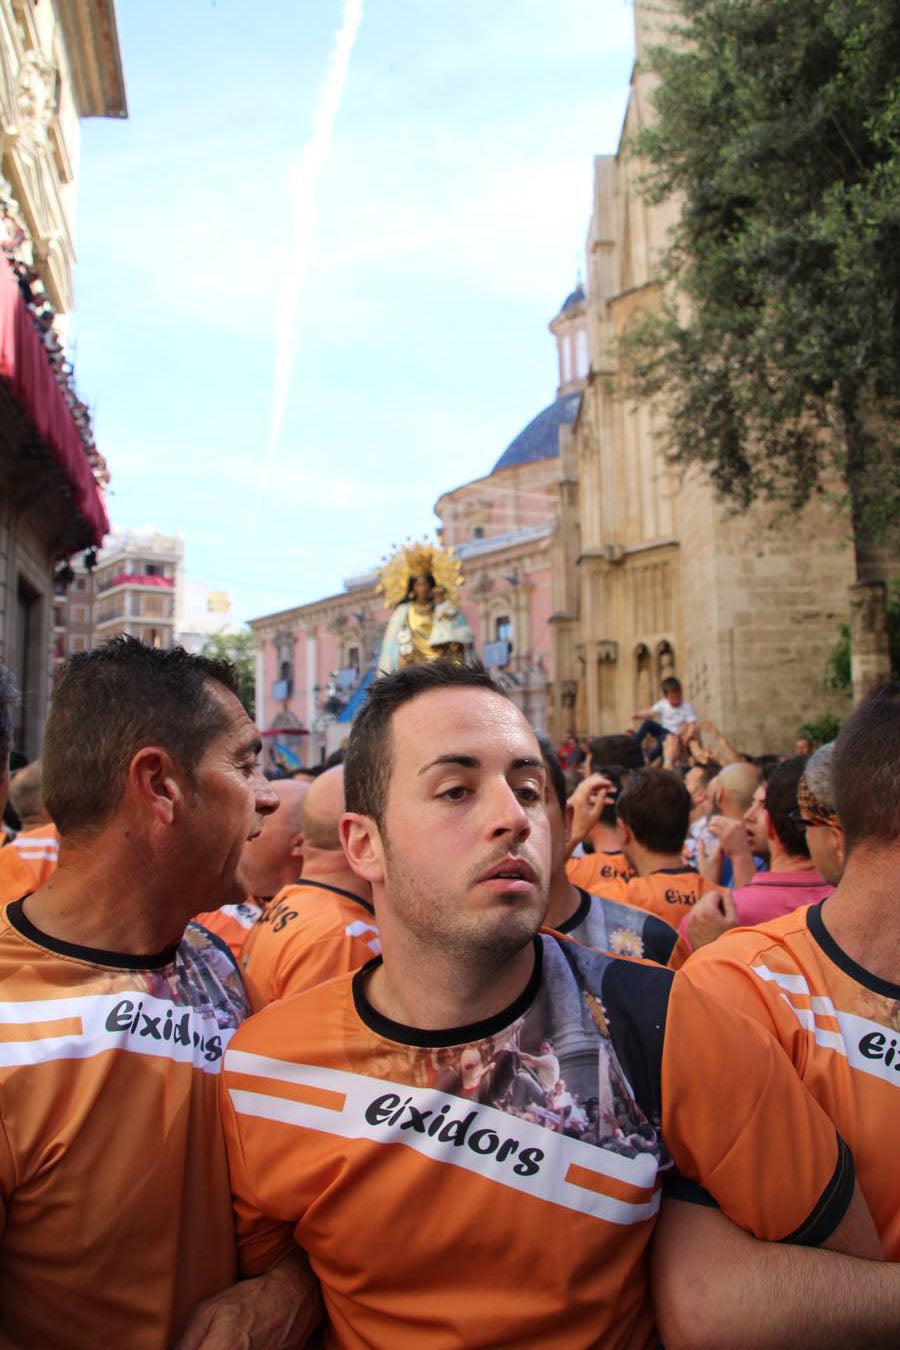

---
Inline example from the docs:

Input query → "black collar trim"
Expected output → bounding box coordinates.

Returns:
[556,888,593,935]
[7,898,179,971]
[652,866,699,876]
[352,936,543,1048]
[296,878,374,914]
[808,902,900,1000]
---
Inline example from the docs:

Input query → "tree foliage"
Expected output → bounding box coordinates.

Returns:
[621,0,900,576]
[826,583,900,689]
[201,628,256,719]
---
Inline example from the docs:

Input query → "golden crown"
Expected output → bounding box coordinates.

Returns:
[376,537,465,609]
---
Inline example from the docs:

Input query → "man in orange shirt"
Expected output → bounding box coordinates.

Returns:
[540,741,677,965]
[579,768,716,927]
[242,765,377,1007]
[0,638,315,1350]
[0,759,60,906]
[220,660,890,1350]
[194,776,309,961]
[565,765,637,892]
[679,683,900,1264]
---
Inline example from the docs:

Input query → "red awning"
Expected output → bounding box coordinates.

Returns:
[107,573,175,588]
[0,258,108,545]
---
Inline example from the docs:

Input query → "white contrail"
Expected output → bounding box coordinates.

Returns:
[252,0,364,535]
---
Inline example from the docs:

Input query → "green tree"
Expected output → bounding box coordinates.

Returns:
[827,582,900,689]
[201,628,256,719]
[621,0,900,693]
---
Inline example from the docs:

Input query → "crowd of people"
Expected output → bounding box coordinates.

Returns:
[0,638,896,1347]
[1,188,109,489]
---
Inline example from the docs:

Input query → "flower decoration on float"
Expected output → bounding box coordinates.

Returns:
[376,537,465,609]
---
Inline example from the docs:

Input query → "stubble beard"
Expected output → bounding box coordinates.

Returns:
[381,836,547,975]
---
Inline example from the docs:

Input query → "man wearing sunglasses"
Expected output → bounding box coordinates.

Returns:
[681,683,900,1260]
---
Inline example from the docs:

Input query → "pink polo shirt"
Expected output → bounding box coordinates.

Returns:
[732,870,833,926]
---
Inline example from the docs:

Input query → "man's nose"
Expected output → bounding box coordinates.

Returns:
[489,780,530,839]
[255,779,280,816]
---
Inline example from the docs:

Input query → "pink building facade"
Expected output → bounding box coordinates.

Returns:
[250,287,588,765]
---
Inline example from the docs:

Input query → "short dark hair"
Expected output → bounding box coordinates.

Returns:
[754,754,782,782]
[687,760,721,790]
[764,755,810,860]
[587,734,643,771]
[593,763,626,827]
[0,662,17,767]
[661,677,682,695]
[43,636,239,835]
[832,682,900,854]
[538,738,566,814]
[616,768,690,854]
[344,659,511,828]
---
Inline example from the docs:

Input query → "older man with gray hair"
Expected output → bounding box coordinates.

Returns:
[797,742,846,885]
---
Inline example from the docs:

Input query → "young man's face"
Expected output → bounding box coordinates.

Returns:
[372,687,550,961]
[665,689,683,707]
[188,686,280,908]
[743,783,769,856]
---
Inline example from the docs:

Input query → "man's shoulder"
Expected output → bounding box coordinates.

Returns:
[257,880,370,937]
[540,930,674,1025]
[226,966,359,1059]
[690,905,815,973]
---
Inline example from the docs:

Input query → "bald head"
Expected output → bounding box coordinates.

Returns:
[9,760,48,828]
[242,777,310,900]
[302,765,346,851]
[713,762,761,818]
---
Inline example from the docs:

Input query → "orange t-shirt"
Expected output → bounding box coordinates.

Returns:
[682,900,900,1258]
[194,899,264,962]
[566,850,635,893]
[0,902,247,1348]
[222,932,851,1349]
[0,823,60,905]
[584,866,714,929]
[241,878,380,1010]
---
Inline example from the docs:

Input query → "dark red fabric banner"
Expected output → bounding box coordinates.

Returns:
[0,259,108,545]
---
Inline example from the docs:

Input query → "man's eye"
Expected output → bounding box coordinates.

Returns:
[439,785,469,801]
[516,785,542,804]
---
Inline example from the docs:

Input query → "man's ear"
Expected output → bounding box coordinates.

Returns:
[129,747,184,826]
[764,809,777,842]
[340,812,385,885]
[288,831,304,860]
[833,824,847,875]
[615,818,630,850]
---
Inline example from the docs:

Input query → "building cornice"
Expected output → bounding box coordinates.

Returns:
[55,0,127,118]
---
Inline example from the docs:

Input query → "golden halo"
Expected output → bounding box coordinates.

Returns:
[376,538,465,609]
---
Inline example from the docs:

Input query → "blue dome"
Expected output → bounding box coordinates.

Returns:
[559,282,586,313]
[492,391,581,472]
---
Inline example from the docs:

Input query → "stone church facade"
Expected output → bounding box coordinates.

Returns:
[551,1,854,753]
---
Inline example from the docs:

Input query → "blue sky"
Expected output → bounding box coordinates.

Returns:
[73,0,636,625]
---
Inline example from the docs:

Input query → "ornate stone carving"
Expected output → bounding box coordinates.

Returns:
[16,53,57,142]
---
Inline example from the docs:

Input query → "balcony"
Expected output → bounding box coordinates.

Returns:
[96,572,176,594]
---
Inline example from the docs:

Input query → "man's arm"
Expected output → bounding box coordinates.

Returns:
[652,1197,896,1350]
[565,773,614,856]
[175,1248,321,1350]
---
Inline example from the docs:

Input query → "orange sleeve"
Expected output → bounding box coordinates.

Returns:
[679,935,810,1064]
[219,1063,298,1277]
[661,971,853,1244]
